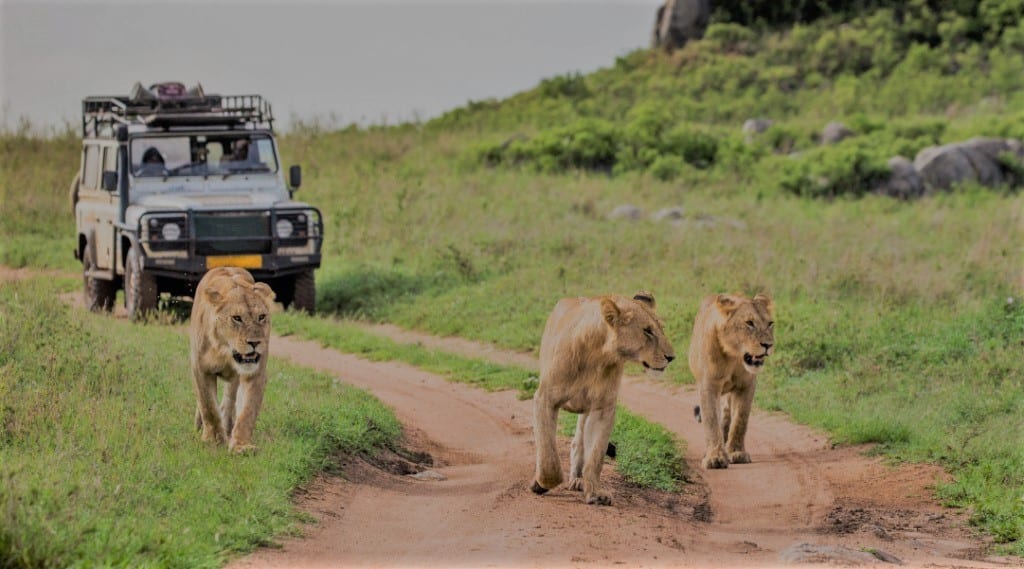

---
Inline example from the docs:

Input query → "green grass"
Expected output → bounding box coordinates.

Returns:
[275,311,689,491]
[0,278,401,568]
[5,5,1024,554]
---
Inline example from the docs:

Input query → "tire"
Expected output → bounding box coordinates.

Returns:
[82,246,116,313]
[125,246,158,321]
[290,270,316,314]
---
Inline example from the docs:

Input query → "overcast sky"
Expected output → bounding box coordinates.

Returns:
[1,0,660,132]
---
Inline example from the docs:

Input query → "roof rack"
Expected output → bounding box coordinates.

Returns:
[82,82,274,137]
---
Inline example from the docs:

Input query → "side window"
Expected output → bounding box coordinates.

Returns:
[101,146,118,190]
[82,145,100,190]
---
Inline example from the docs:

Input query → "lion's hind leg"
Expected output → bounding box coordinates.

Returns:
[568,413,587,491]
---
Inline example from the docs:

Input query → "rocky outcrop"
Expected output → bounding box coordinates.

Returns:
[742,118,775,143]
[913,137,1024,191]
[873,156,925,199]
[652,0,711,51]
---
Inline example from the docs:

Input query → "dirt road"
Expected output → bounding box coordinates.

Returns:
[226,324,1018,569]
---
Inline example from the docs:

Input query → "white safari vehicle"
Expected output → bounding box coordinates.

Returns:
[71,82,322,319]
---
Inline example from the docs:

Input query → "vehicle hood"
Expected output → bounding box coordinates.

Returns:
[133,192,281,208]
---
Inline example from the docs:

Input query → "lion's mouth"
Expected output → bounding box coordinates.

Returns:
[743,353,767,368]
[233,350,261,366]
[643,361,667,372]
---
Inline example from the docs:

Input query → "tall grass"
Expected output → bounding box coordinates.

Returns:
[0,278,401,568]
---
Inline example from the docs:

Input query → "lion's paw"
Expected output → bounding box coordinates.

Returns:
[567,477,584,491]
[702,454,729,469]
[585,492,612,506]
[229,442,258,455]
[530,480,550,495]
[729,450,751,464]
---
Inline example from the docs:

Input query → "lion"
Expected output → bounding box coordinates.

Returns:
[189,266,275,453]
[688,293,774,469]
[531,291,675,505]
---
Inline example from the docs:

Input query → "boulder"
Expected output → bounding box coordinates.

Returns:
[821,121,855,144]
[742,118,774,143]
[913,137,1024,191]
[873,156,925,199]
[652,0,711,51]
[651,207,685,221]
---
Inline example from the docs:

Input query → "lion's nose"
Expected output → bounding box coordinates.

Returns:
[247,340,261,351]
[665,355,675,363]
[761,342,773,351]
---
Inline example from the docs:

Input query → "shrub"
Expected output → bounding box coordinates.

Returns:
[778,140,890,198]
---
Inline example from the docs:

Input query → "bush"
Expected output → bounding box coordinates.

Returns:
[778,140,890,198]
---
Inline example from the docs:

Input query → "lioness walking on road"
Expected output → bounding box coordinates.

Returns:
[531,291,675,505]
[190,267,275,453]
[689,293,774,469]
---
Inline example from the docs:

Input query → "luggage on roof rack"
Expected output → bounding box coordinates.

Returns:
[81,81,274,137]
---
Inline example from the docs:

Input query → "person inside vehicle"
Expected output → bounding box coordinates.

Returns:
[137,147,167,176]
[224,139,249,163]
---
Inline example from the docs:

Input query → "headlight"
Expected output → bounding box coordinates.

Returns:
[143,214,189,255]
[275,218,294,238]
[161,222,182,241]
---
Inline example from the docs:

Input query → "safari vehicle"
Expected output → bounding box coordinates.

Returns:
[71,82,322,320]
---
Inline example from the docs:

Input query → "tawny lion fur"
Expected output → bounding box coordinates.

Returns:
[531,291,675,505]
[189,267,275,453]
[689,293,775,469]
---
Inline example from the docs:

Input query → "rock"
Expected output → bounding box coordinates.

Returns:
[873,156,925,199]
[742,118,774,143]
[651,207,685,221]
[913,137,1024,191]
[821,121,855,144]
[652,0,711,51]
[409,470,447,481]
[607,205,643,220]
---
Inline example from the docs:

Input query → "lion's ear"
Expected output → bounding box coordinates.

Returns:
[715,294,741,316]
[633,290,656,309]
[753,293,773,316]
[253,282,276,303]
[601,298,620,326]
[204,288,223,306]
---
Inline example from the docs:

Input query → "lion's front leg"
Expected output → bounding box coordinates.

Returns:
[581,406,615,505]
[699,383,729,469]
[568,413,587,491]
[531,389,564,493]
[220,378,240,437]
[725,385,756,464]
[229,374,266,454]
[193,369,227,445]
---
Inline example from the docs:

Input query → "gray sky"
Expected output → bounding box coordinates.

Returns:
[1,0,660,132]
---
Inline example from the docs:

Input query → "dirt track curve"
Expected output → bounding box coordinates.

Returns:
[7,266,1012,569]
[225,323,1019,569]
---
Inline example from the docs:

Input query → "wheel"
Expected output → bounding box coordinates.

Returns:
[290,270,316,314]
[82,246,116,313]
[125,246,158,321]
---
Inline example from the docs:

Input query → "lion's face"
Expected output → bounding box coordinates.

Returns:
[204,275,274,376]
[604,291,676,373]
[716,293,774,374]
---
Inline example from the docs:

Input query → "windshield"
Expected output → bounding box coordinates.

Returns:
[131,133,279,177]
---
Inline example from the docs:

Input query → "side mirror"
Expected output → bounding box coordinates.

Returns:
[101,170,118,192]
[289,165,302,190]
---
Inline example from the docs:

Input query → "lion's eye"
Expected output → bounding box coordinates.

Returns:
[258,314,266,323]
[643,326,654,338]
[745,320,755,329]
[768,321,774,329]
[231,315,243,324]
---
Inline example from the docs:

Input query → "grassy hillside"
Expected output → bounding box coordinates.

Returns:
[3,6,1023,554]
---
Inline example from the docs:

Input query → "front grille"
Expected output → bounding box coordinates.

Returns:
[194,213,271,255]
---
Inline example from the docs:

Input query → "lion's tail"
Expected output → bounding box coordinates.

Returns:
[693,405,702,423]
